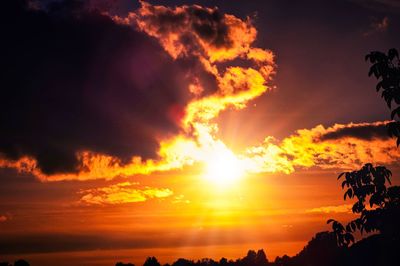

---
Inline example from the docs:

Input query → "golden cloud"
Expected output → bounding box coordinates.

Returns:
[78,182,173,205]
[242,121,400,174]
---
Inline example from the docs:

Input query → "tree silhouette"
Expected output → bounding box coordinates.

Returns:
[0,260,31,266]
[13,260,29,266]
[329,163,400,246]
[144,257,161,266]
[239,249,269,266]
[116,262,135,266]
[328,48,400,249]
[242,250,257,266]
[219,258,228,266]
[365,48,400,144]
[274,255,290,266]
[172,258,194,266]
[255,249,269,266]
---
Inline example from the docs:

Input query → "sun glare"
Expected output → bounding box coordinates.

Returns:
[203,148,245,186]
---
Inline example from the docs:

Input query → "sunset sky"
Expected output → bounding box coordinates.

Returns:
[1,0,400,265]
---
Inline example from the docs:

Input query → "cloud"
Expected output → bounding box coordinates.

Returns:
[0,233,145,254]
[0,0,275,181]
[363,16,389,36]
[0,228,289,255]
[116,1,274,64]
[114,1,275,129]
[0,0,204,175]
[172,194,190,204]
[305,204,353,214]
[241,121,400,174]
[318,121,389,140]
[78,182,173,205]
[352,0,400,12]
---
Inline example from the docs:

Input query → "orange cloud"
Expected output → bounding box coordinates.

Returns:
[119,1,273,64]
[113,1,275,91]
[78,182,173,205]
[305,204,353,214]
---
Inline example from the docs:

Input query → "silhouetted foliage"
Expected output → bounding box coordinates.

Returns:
[274,255,290,266]
[116,262,135,266]
[129,250,270,266]
[241,250,257,266]
[328,163,400,247]
[172,258,194,266]
[366,48,400,145]
[219,258,228,266]
[144,257,161,266]
[316,49,400,266]
[198,258,218,266]
[255,249,269,266]
[0,260,31,266]
[326,49,400,249]
[13,260,29,266]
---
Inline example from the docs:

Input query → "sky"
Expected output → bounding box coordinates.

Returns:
[1,0,400,265]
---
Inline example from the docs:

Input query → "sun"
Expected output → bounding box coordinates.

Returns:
[202,147,246,186]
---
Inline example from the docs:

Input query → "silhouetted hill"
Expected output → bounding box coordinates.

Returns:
[342,234,400,266]
[272,232,400,266]
[274,231,341,266]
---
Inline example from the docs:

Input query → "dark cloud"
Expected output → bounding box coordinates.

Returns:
[0,232,212,254]
[0,233,124,254]
[138,2,232,50]
[319,123,389,141]
[351,0,400,12]
[0,227,306,255]
[0,0,217,175]
[363,16,389,36]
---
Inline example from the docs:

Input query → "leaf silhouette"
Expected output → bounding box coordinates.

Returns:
[391,107,400,120]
